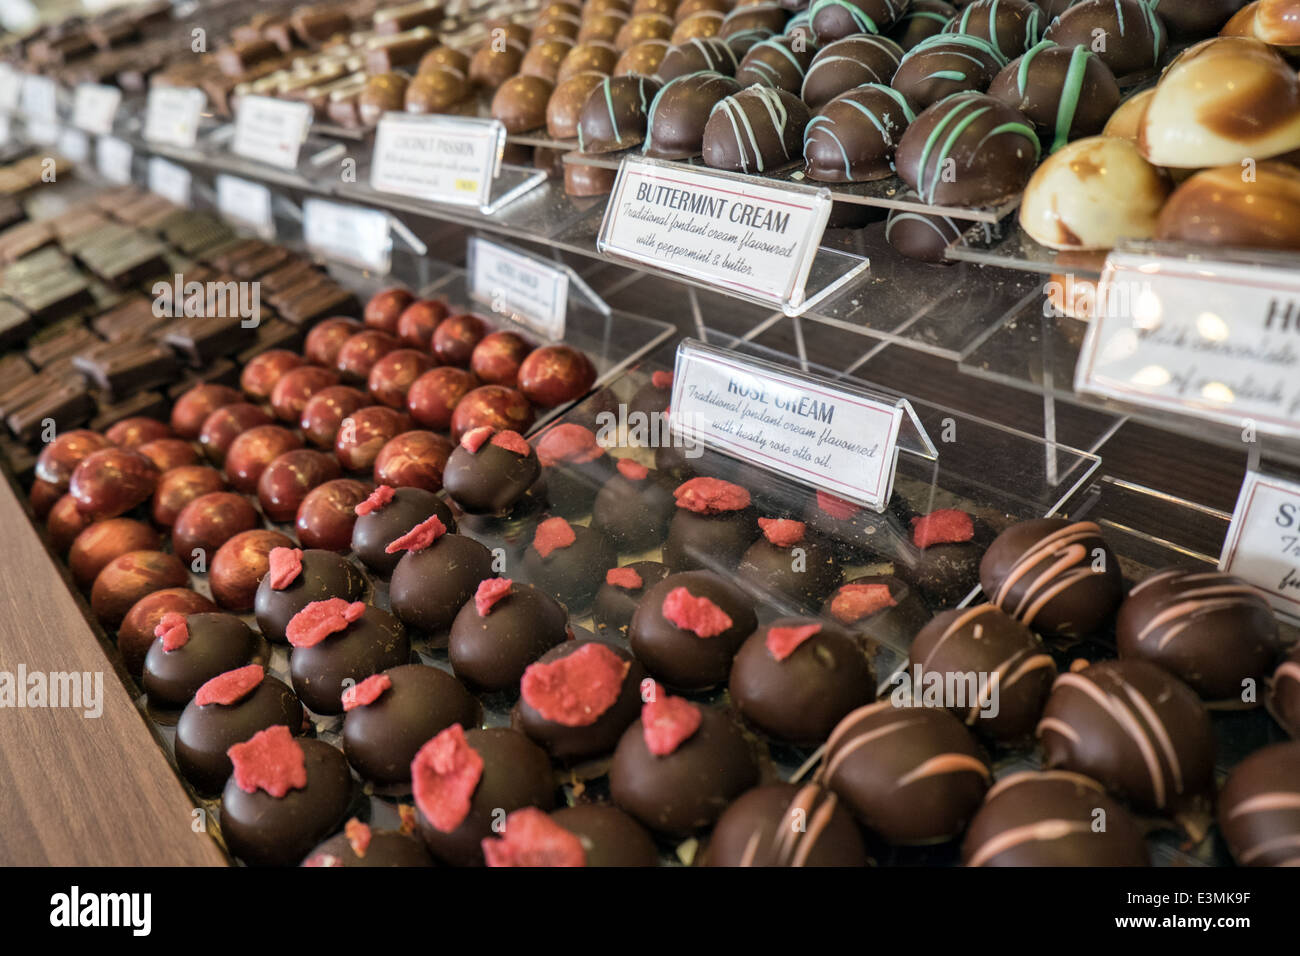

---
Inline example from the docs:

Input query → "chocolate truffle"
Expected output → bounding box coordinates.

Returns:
[823,573,931,645]
[721,2,789,39]
[738,518,842,606]
[491,74,554,132]
[886,208,966,262]
[1155,161,1300,252]
[593,562,672,636]
[534,423,617,518]
[804,83,915,181]
[735,36,815,92]
[548,71,607,138]
[628,369,674,418]
[520,516,618,612]
[643,71,743,157]
[578,74,663,152]
[1038,659,1215,816]
[822,702,989,844]
[591,459,676,549]
[1272,647,1300,739]
[673,9,724,43]
[341,664,482,784]
[656,37,740,80]
[545,805,660,866]
[610,693,759,834]
[221,731,354,867]
[801,33,904,109]
[979,518,1122,639]
[557,40,620,81]
[302,822,434,867]
[905,508,991,606]
[287,601,409,715]
[809,0,904,42]
[175,665,303,794]
[389,523,495,634]
[514,639,648,760]
[944,0,1043,59]
[405,66,474,114]
[358,72,409,126]
[616,37,670,74]
[1218,741,1300,867]
[702,85,809,173]
[703,782,869,866]
[522,37,575,82]
[448,579,570,691]
[962,770,1150,866]
[90,550,189,626]
[443,427,541,515]
[69,447,158,519]
[1148,0,1245,38]
[1116,569,1279,701]
[987,41,1120,153]
[889,0,958,49]
[351,485,456,576]
[628,570,758,689]
[663,477,758,571]
[889,33,1007,111]
[1042,0,1166,80]
[254,548,368,644]
[210,529,295,611]
[142,612,265,709]
[469,33,527,88]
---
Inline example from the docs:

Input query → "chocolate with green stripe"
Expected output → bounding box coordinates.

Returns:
[810,0,909,43]
[802,33,905,109]
[656,37,740,82]
[644,71,742,159]
[1042,0,1166,80]
[719,2,790,41]
[944,0,1044,59]
[735,35,817,94]
[702,84,810,174]
[805,83,916,182]
[988,40,1120,153]
[577,74,664,153]
[890,32,1007,111]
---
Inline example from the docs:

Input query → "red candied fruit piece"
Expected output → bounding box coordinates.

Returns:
[642,693,702,756]
[227,725,307,798]
[156,612,189,651]
[616,458,648,481]
[345,818,372,858]
[286,598,366,648]
[475,577,512,616]
[460,425,495,453]
[195,664,265,706]
[490,430,531,457]
[520,642,631,727]
[535,423,604,467]
[758,517,806,548]
[911,509,974,549]
[385,514,447,554]
[302,853,342,867]
[532,516,576,558]
[651,371,673,389]
[673,477,751,514]
[661,586,732,638]
[816,490,860,521]
[342,673,392,711]
[355,484,396,516]
[411,724,484,834]
[268,547,304,590]
[605,566,643,590]
[766,622,822,661]
[830,583,897,624]
[482,808,586,867]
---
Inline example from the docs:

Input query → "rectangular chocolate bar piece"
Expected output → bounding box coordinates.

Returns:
[261,259,320,295]
[293,6,353,46]
[216,39,282,77]
[373,1,443,34]
[27,321,101,369]
[278,284,358,325]
[235,318,304,363]
[363,27,437,71]
[162,313,253,366]
[7,381,94,443]
[165,359,241,400]
[73,339,181,399]
[91,295,162,341]
[231,247,294,280]
[0,300,34,350]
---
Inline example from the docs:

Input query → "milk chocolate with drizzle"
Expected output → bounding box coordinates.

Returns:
[703,782,870,866]
[943,0,1044,60]
[809,0,909,43]
[802,33,904,110]
[987,39,1120,153]
[889,32,1008,111]
[701,85,810,173]
[804,83,916,181]
[1218,741,1300,867]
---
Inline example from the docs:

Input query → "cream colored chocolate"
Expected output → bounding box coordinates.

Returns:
[1155,161,1300,251]
[1101,88,1153,144]
[1020,136,1169,251]
[1138,37,1300,167]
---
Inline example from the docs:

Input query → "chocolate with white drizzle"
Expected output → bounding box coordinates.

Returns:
[645,71,743,157]
[655,36,740,81]
[804,82,916,181]
[1218,741,1300,867]
[1042,0,1167,81]
[820,701,990,845]
[943,0,1044,59]
[962,770,1150,866]
[885,207,968,262]
[1037,659,1215,816]
[703,782,870,866]
[1272,647,1300,739]
[801,33,905,110]
[735,35,816,93]
[809,0,909,43]
[701,84,810,173]
[1116,569,1279,702]
[889,32,1008,111]
[578,74,664,152]
[987,39,1120,153]
[894,91,1040,209]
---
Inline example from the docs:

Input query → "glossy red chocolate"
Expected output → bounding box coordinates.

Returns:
[336,330,402,383]
[47,493,94,554]
[256,449,343,522]
[407,367,479,431]
[68,448,160,519]
[224,425,304,493]
[171,384,243,439]
[517,345,596,408]
[137,438,200,473]
[269,365,340,423]
[300,385,370,448]
[334,406,411,472]
[296,478,371,551]
[365,288,416,334]
[68,517,161,588]
[373,431,454,492]
[152,465,227,527]
[210,528,296,610]
[118,588,217,676]
[368,349,435,408]
[449,385,535,442]
[241,350,305,401]
[35,429,112,490]
[29,479,60,519]
[171,491,260,566]
[105,416,173,449]
[433,313,488,367]
[470,331,533,386]
[396,299,449,349]
[198,403,275,465]
[90,549,189,625]
[304,317,363,366]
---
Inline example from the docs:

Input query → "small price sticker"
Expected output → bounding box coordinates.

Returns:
[144,86,205,148]
[73,84,121,135]
[97,135,134,184]
[370,114,504,209]
[302,199,391,273]
[231,95,313,170]
[148,157,191,207]
[216,173,274,239]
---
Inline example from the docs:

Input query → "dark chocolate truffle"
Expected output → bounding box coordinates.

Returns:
[643,71,742,158]
[702,85,809,173]
[1272,647,1300,739]
[490,74,555,132]
[520,517,618,612]
[254,548,369,645]
[735,35,815,92]
[801,33,904,109]
[703,781,869,866]
[548,805,660,866]
[351,485,457,576]
[822,574,932,648]
[809,0,905,42]
[987,40,1120,154]
[737,518,842,607]
[1218,741,1300,867]
[662,476,758,571]
[593,561,671,636]
[905,508,991,607]
[143,612,265,709]
[885,208,966,262]
[287,603,410,716]
[578,74,663,152]
[442,427,540,515]
[535,423,617,518]
[448,579,570,691]
[389,530,495,634]
[889,33,1007,111]
[944,0,1043,59]
[591,459,676,549]
[1042,0,1166,80]
[655,36,740,80]
[889,0,958,50]
[302,823,434,867]
[804,83,916,181]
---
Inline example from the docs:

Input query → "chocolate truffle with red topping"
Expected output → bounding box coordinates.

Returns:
[1218,741,1300,868]
[175,664,304,794]
[443,427,541,515]
[513,640,647,761]
[350,485,457,576]
[302,819,434,867]
[254,547,369,645]
[821,574,931,649]
[628,369,673,418]
[703,782,869,867]
[591,458,676,550]
[801,488,909,559]
[412,725,557,866]
[610,690,759,835]
[142,612,266,709]
[730,618,874,745]
[906,508,992,607]
[628,570,758,690]
[534,423,617,518]
[541,805,660,867]
[221,727,355,867]
[593,561,671,636]
[737,517,842,607]
[286,599,410,715]
[449,579,571,691]
[389,516,496,634]
[663,477,758,572]
[520,516,618,612]
[341,665,482,785]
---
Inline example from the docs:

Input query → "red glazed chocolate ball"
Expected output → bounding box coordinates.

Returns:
[296,478,371,551]
[224,425,303,493]
[517,345,597,407]
[368,349,435,408]
[69,518,161,589]
[364,287,415,334]
[241,349,305,401]
[105,416,172,448]
[396,298,449,349]
[47,493,94,554]
[336,329,401,383]
[300,385,369,448]
[137,438,200,473]
[199,403,274,465]
[29,479,60,519]
[335,406,411,472]
[35,429,111,490]
[90,549,189,626]
[153,465,226,527]
[407,367,479,431]
[256,448,342,522]
[69,448,160,518]
[209,528,295,610]
[373,431,454,492]
[269,365,340,423]
[304,317,363,366]
[171,384,243,438]
[470,330,533,386]
[433,313,488,367]
[172,491,260,567]
[450,385,535,441]
[118,588,217,677]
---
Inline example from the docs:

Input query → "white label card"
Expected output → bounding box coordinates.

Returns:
[58,126,89,162]
[144,86,205,149]
[231,96,313,170]
[302,199,391,273]
[216,174,274,239]
[468,238,567,340]
[0,66,20,113]
[370,114,503,209]
[669,341,903,510]
[73,84,121,135]
[20,75,56,120]
[599,158,832,311]
[25,117,60,146]
[1076,250,1300,437]
[148,157,191,207]
[1221,470,1300,621]
[96,135,133,184]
